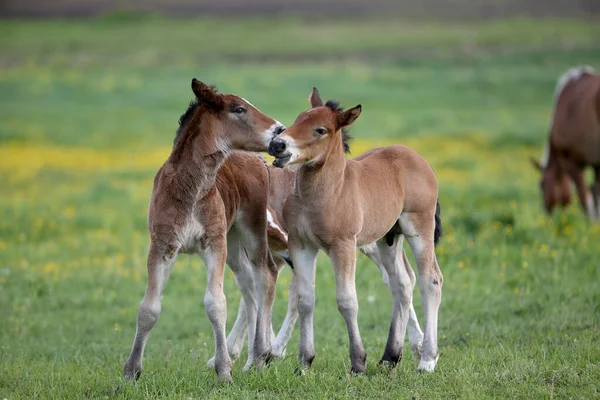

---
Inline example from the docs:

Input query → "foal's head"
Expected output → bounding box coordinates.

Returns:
[530,145,572,213]
[175,79,285,154]
[268,87,359,168]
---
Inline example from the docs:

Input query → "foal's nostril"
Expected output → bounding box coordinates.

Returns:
[274,125,286,135]
[268,139,287,156]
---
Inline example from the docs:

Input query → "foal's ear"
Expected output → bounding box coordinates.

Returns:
[191,78,223,111]
[337,105,362,128]
[309,87,323,108]
[529,157,543,172]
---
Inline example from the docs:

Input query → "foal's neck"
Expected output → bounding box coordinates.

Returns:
[296,139,347,203]
[167,116,228,200]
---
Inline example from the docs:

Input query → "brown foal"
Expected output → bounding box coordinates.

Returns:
[123,80,285,382]
[268,88,443,373]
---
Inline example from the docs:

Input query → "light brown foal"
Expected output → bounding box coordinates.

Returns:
[530,66,600,219]
[268,88,443,373]
[123,80,285,382]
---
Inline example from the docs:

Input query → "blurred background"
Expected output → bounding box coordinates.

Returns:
[1,1,599,398]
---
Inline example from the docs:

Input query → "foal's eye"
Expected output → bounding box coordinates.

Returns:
[234,107,246,114]
[315,128,327,136]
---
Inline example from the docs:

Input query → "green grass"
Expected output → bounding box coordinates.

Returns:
[1,16,600,399]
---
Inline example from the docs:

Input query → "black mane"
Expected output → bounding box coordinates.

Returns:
[325,99,352,154]
[174,99,199,145]
[175,85,219,145]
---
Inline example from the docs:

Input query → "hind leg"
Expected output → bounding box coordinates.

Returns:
[360,242,423,364]
[207,296,247,369]
[400,212,443,373]
[375,236,422,367]
[200,238,233,382]
[124,241,177,380]
[271,255,299,358]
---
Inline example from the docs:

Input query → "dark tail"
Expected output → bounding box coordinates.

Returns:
[434,199,443,247]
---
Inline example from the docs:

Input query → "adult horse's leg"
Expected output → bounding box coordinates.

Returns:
[291,241,319,372]
[360,243,424,364]
[592,166,600,219]
[400,212,443,373]
[124,241,177,380]
[330,241,367,373]
[565,161,596,219]
[376,236,423,367]
[200,238,233,382]
[271,256,299,358]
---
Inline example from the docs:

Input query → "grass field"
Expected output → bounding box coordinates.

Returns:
[1,16,600,399]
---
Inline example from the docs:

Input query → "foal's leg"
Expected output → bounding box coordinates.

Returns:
[330,241,367,373]
[206,296,247,368]
[360,243,423,363]
[252,250,279,368]
[376,236,423,367]
[124,241,177,380]
[223,239,259,372]
[291,241,319,372]
[200,238,233,382]
[400,212,443,373]
[402,250,425,361]
[271,256,299,358]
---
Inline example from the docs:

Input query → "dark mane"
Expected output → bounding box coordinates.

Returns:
[174,85,220,145]
[325,99,352,154]
[174,99,198,145]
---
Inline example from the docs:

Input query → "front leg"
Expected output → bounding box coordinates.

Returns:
[291,241,319,372]
[592,166,600,220]
[329,241,367,373]
[200,238,232,383]
[564,161,594,219]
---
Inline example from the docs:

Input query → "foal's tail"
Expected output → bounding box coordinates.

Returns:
[434,199,443,247]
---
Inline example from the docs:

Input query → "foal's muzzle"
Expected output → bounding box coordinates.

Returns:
[268,137,287,157]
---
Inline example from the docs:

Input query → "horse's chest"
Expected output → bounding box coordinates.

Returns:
[294,210,337,248]
[177,215,206,254]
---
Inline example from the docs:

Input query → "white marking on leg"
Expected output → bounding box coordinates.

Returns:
[293,244,319,369]
[586,192,598,219]
[330,243,366,373]
[124,245,177,379]
[267,209,288,241]
[540,142,550,169]
[200,246,232,381]
[400,214,441,373]
[272,273,299,358]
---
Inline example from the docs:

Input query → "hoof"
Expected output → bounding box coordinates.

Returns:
[379,349,401,369]
[123,362,142,381]
[217,374,233,384]
[417,355,438,373]
[294,365,309,376]
[242,358,255,372]
[270,344,287,359]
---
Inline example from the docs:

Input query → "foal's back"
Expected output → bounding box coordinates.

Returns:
[350,145,438,214]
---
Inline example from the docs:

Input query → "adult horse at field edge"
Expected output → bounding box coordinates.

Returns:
[531,66,600,220]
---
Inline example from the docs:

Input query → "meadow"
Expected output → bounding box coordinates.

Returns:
[1,16,600,399]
